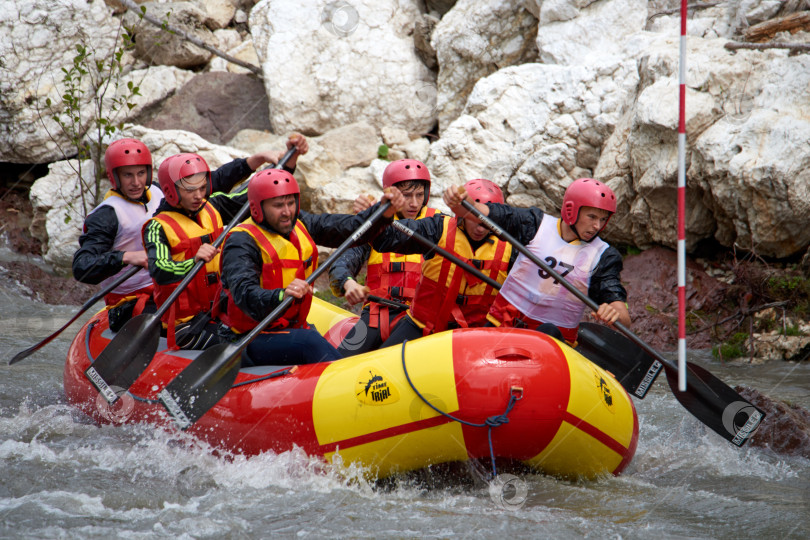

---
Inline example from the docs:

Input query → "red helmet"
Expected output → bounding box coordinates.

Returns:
[104,138,152,191]
[157,153,211,207]
[382,159,430,207]
[561,178,617,227]
[248,168,300,224]
[465,178,504,204]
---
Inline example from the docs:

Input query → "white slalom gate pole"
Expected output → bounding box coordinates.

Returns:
[677,0,688,391]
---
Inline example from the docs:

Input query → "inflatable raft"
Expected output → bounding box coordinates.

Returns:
[64,299,638,479]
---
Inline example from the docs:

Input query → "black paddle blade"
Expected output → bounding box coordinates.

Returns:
[665,362,766,447]
[85,313,161,404]
[158,342,242,430]
[576,322,663,398]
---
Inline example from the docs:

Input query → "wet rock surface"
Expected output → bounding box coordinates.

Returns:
[0,189,97,305]
[623,246,733,351]
[737,385,810,459]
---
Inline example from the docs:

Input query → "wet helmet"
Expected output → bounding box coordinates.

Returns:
[465,178,504,205]
[157,153,211,207]
[382,159,431,206]
[248,168,300,225]
[561,178,617,238]
[104,138,152,192]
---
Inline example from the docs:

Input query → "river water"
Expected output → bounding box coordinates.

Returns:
[1,284,809,539]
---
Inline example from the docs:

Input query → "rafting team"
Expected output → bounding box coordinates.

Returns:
[72,135,630,367]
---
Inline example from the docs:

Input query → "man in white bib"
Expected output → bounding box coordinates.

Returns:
[444,178,630,344]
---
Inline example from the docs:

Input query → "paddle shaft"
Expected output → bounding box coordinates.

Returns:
[390,220,502,289]
[8,265,141,365]
[367,295,409,310]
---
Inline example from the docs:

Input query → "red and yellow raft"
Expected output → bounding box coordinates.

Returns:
[64,298,638,479]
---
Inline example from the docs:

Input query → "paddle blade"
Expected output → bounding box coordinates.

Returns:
[665,362,766,447]
[84,313,161,403]
[576,322,663,398]
[158,342,242,429]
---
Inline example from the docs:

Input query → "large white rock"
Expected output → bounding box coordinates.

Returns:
[249,0,436,136]
[0,0,120,163]
[619,37,810,258]
[428,59,638,209]
[431,0,538,131]
[124,2,215,68]
[0,0,197,164]
[29,160,100,270]
[535,0,648,66]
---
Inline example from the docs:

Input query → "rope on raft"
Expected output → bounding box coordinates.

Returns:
[399,339,522,479]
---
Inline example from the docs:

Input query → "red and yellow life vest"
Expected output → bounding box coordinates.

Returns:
[220,218,318,334]
[365,207,438,339]
[149,202,224,325]
[408,216,511,335]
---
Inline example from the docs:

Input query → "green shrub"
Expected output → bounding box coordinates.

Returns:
[712,331,749,360]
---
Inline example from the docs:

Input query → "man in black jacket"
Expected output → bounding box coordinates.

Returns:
[218,169,406,366]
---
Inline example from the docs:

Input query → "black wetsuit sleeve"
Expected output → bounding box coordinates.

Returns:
[210,158,252,193]
[588,246,628,305]
[220,230,284,321]
[329,244,372,296]
[207,185,250,224]
[370,215,446,256]
[143,219,195,285]
[297,203,392,249]
[72,206,123,284]
[485,203,545,246]
[211,158,297,194]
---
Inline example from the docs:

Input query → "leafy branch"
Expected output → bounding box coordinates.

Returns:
[39,18,144,222]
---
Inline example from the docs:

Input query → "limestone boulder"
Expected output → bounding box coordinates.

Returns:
[249,0,436,136]
[432,0,538,131]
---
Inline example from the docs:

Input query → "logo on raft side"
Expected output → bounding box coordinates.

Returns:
[356,369,400,405]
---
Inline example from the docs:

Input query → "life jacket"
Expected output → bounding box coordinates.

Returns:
[90,187,163,302]
[408,215,511,335]
[488,214,608,342]
[365,206,438,340]
[149,202,224,331]
[220,218,318,334]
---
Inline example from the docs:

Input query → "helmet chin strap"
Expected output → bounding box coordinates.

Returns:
[570,217,609,243]
[570,221,590,242]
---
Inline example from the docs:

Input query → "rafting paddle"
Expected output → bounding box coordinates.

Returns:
[8,265,141,365]
[158,201,394,429]
[460,199,766,447]
[85,147,298,404]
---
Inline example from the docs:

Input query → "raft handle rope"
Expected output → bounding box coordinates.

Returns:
[400,340,522,479]
[231,367,292,388]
